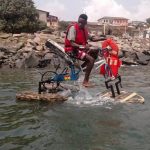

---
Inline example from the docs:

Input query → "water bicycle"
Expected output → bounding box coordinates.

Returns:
[38,39,122,98]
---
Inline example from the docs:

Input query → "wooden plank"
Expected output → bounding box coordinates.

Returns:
[101,90,144,104]
[16,91,67,103]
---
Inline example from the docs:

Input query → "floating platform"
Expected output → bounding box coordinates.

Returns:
[100,90,144,104]
[16,91,67,103]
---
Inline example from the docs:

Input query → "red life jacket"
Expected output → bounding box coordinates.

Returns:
[64,23,88,52]
[100,39,121,78]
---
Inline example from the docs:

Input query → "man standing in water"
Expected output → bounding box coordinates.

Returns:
[64,14,106,87]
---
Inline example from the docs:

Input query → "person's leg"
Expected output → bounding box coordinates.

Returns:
[82,54,95,86]
[76,50,95,87]
[88,49,99,60]
[81,49,98,69]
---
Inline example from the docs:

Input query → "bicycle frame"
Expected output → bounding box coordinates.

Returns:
[52,64,81,82]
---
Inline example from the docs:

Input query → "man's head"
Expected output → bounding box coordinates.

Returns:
[78,14,88,29]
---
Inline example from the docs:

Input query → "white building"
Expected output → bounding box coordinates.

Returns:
[98,16,128,26]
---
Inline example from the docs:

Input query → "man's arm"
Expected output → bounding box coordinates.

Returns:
[89,35,106,42]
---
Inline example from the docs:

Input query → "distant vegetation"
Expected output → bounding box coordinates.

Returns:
[146,18,150,25]
[58,21,70,31]
[0,0,46,33]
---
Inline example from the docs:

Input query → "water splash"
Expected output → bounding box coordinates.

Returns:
[61,76,116,107]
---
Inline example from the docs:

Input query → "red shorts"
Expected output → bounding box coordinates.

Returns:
[76,50,86,60]
[66,49,86,60]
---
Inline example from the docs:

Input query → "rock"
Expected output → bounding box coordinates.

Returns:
[132,42,141,48]
[121,57,138,65]
[55,38,64,44]
[44,53,54,59]
[60,31,66,38]
[23,47,33,53]
[27,39,37,47]
[24,51,40,68]
[38,59,51,68]
[0,55,8,59]
[36,45,44,51]
[136,52,150,60]
[41,28,55,34]
[35,51,45,58]
[0,60,4,68]
[0,47,7,52]
[13,34,23,37]
[15,59,25,69]
[143,50,150,56]
[15,51,39,68]
[15,42,25,51]
[33,37,41,45]
[0,52,5,59]
[0,33,12,39]
[136,52,150,65]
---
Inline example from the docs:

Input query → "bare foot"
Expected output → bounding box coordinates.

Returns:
[82,82,95,88]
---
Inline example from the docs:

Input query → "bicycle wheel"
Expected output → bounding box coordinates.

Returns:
[50,52,66,73]
[41,71,59,92]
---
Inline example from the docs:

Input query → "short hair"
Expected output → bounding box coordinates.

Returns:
[79,14,88,21]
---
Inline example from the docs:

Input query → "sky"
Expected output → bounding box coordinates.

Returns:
[34,0,150,22]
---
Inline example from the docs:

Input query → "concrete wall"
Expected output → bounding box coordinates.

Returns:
[37,10,48,23]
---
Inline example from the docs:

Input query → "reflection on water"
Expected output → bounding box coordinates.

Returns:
[0,66,150,150]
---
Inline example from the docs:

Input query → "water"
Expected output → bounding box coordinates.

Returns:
[0,66,150,150]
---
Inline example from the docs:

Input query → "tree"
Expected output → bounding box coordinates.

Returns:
[146,18,150,24]
[0,0,46,33]
[58,21,69,31]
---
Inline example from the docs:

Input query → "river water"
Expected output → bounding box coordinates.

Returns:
[0,66,150,150]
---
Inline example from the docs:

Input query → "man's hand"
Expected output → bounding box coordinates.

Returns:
[85,44,90,50]
[79,44,91,50]
[89,35,107,42]
[109,50,118,56]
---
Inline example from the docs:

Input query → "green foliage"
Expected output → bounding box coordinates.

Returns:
[146,18,150,24]
[58,21,69,31]
[0,0,46,33]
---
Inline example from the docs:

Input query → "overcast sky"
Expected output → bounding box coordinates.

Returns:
[34,0,150,22]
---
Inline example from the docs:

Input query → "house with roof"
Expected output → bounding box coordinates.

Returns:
[37,9,59,28]
[37,9,49,23]
[47,15,59,28]
[98,16,129,26]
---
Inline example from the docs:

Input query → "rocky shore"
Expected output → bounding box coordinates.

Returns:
[0,31,150,69]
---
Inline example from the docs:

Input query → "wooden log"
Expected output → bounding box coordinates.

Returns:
[16,91,68,103]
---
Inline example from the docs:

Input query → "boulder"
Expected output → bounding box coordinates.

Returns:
[24,51,40,68]
[136,52,150,65]
[121,57,138,65]
[0,33,12,39]
[15,51,39,68]
[36,45,44,51]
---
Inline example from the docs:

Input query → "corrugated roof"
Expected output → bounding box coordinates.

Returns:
[98,16,129,21]
[37,9,49,14]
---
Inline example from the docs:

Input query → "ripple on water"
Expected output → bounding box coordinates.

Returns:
[0,67,150,149]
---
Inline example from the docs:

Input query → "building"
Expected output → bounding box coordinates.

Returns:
[37,9,49,23]
[47,15,59,28]
[87,22,103,35]
[37,9,59,28]
[128,21,148,29]
[98,16,129,26]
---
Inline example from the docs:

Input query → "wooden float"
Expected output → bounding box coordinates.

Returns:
[16,91,67,103]
[100,90,144,104]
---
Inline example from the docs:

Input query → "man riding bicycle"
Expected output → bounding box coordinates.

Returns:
[65,14,106,87]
